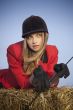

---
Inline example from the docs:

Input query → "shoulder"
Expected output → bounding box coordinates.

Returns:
[7,40,23,50]
[7,40,23,51]
[7,40,24,58]
[45,45,58,64]
[45,45,58,56]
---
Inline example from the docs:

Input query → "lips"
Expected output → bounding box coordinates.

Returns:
[33,45,39,48]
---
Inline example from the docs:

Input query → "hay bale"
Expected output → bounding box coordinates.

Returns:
[0,87,73,110]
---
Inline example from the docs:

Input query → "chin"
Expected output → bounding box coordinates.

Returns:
[32,49,40,52]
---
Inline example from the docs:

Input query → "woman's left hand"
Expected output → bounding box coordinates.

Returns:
[54,63,70,78]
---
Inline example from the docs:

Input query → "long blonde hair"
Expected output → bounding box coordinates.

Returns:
[22,32,48,75]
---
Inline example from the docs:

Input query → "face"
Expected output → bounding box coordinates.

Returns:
[26,32,44,52]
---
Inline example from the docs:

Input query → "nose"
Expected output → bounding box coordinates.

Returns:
[32,36,37,44]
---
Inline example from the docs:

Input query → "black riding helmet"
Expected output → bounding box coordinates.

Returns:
[22,15,48,38]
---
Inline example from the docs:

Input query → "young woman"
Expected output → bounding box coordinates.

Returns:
[0,16,70,91]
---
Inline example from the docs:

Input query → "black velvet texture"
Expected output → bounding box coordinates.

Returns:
[22,15,48,38]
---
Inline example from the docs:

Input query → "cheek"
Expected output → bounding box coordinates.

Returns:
[27,41,33,47]
[39,37,44,45]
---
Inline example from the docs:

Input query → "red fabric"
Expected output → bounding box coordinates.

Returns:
[0,41,58,89]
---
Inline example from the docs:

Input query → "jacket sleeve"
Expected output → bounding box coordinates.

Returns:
[39,46,58,77]
[47,46,58,76]
[7,45,31,89]
[47,46,59,87]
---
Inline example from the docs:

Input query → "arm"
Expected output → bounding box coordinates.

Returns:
[47,46,70,87]
[47,46,59,87]
[7,45,31,89]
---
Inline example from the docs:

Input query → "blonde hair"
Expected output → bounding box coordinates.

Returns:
[22,32,48,75]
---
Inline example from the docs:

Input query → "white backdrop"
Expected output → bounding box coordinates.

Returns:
[0,0,73,87]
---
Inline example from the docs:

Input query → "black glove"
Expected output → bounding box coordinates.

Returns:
[31,65,50,92]
[54,63,70,78]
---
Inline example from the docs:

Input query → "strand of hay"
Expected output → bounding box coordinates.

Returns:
[0,87,73,110]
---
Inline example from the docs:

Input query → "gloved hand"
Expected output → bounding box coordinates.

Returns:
[54,63,70,78]
[30,65,50,92]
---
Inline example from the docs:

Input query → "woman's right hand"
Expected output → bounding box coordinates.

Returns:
[30,65,50,92]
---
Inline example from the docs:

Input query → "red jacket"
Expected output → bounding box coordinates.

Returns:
[0,41,58,89]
